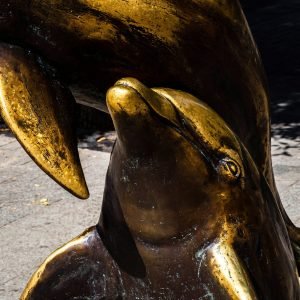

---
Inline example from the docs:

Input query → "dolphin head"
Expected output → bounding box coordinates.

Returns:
[104,78,247,243]
[100,79,300,298]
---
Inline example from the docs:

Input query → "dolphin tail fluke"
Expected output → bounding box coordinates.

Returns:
[208,241,258,300]
[0,43,89,199]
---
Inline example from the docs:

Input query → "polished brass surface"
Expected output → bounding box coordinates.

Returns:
[0,0,270,182]
[2,0,299,247]
[0,0,299,296]
[0,43,89,199]
[22,80,300,299]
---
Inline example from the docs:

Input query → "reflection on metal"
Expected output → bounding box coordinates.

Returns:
[0,0,299,298]
[0,0,272,186]
[0,44,89,199]
[21,80,300,299]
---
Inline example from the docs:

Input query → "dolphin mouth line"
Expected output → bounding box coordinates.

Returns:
[113,82,219,171]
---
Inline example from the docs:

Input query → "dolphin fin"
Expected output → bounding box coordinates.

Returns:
[208,241,258,300]
[0,43,89,199]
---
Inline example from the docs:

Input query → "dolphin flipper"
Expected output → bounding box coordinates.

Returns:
[0,43,89,199]
[21,227,121,300]
[196,240,258,300]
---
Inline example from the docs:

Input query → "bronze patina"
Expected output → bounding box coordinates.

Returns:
[22,79,300,299]
[0,0,299,297]
[0,43,89,199]
[0,0,274,188]
[1,0,299,254]
[0,0,300,252]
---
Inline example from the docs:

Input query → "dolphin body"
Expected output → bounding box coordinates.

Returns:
[22,79,300,299]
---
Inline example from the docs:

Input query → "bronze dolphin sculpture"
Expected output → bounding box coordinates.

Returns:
[0,0,276,192]
[1,0,299,269]
[22,79,300,299]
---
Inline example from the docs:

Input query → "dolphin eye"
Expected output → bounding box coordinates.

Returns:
[217,158,241,182]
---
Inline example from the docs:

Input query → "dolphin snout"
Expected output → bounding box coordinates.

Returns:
[111,78,180,128]
[106,83,149,117]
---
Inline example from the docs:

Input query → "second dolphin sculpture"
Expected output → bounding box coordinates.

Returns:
[22,79,300,300]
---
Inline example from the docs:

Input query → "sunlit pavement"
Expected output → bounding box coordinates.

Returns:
[272,133,300,224]
[0,132,110,299]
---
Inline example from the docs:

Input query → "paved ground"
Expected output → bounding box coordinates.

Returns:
[0,128,299,299]
[0,131,111,299]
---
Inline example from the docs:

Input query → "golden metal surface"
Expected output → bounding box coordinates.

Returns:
[22,79,300,299]
[0,0,299,297]
[1,0,283,219]
[1,0,271,185]
[209,241,257,300]
[0,43,89,199]
[0,0,274,195]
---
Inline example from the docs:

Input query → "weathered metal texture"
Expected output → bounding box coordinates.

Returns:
[0,0,270,184]
[0,0,299,297]
[4,0,300,268]
[22,80,300,299]
[2,0,299,245]
[0,43,89,199]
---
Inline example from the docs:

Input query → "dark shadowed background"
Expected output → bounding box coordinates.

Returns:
[241,0,300,141]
